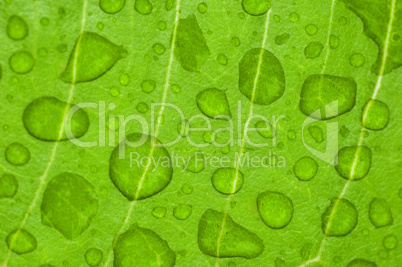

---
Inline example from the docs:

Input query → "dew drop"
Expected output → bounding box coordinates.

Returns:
[257,191,294,229]
[305,24,318,35]
[58,7,66,18]
[255,119,276,139]
[321,198,358,236]
[5,143,30,166]
[158,20,167,31]
[99,0,125,14]
[392,32,401,42]
[378,249,388,259]
[57,44,67,53]
[275,257,285,267]
[293,157,318,181]
[238,12,245,19]
[217,53,228,66]
[170,84,181,93]
[340,125,350,137]
[97,22,104,31]
[211,168,244,195]
[361,228,369,236]
[141,79,156,93]
[330,34,339,49]
[287,129,296,140]
[369,198,393,228]
[231,37,241,47]
[361,99,390,131]
[275,33,290,46]
[7,15,29,40]
[198,2,208,14]
[186,153,205,173]
[165,0,174,11]
[119,73,130,85]
[85,248,103,267]
[203,131,212,143]
[6,229,37,254]
[221,145,230,154]
[135,0,153,15]
[338,16,347,25]
[181,183,193,194]
[350,53,365,67]
[383,234,398,250]
[0,173,18,198]
[152,206,167,218]
[40,17,50,26]
[289,12,299,22]
[241,0,271,16]
[109,86,120,97]
[304,41,323,59]
[335,145,371,180]
[196,88,231,119]
[153,43,166,55]
[173,204,192,220]
[308,125,324,143]
[136,102,149,113]
[273,15,280,22]
[38,47,48,57]
[9,51,34,74]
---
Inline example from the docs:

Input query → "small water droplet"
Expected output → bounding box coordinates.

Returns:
[135,0,153,15]
[97,22,104,31]
[305,24,318,35]
[173,204,192,220]
[330,35,339,49]
[119,73,130,86]
[141,79,156,93]
[158,20,167,31]
[378,249,388,259]
[0,174,18,198]
[217,53,228,66]
[287,129,296,140]
[293,157,318,181]
[181,184,193,194]
[7,15,29,40]
[153,43,166,55]
[383,234,398,250]
[152,206,167,218]
[38,47,48,57]
[289,12,299,22]
[109,86,120,97]
[198,2,208,14]
[99,0,125,14]
[136,102,149,113]
[170,84,181,93]
[362,99,389,130]
[40,17,50,26]
[350,53,365,67]
[369,198,393,228]
[85,248,103,267]
[275,33,290,46]
[9,51,35,74]
[5,143,30,166]
[57,44,67,53]
[338,16,347,25]
[304,41,323,59]
[258,191,294,229]
[273,15,280,22]
[231,37,241,47]
[212,168,244,195]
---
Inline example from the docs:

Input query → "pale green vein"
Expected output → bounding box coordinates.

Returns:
[1,1,88,265]
[214,10,272,266]
[300,0,397,265]
[102,1,182,265]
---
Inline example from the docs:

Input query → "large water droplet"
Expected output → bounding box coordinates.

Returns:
[41,172,98,239]
[7,15,29,40]
[85,248,103,267]
[9,51,34,74]
[335,145,372,180]
[257,191,294,229]
[60,32,125,83]
[299,74,357,120]
[369,198,393,228]
[198,209,264,258]
[6,229,37,254]
[293,157,318,181]
[173,204,192,220]
[100,0,125,14]
[361,99,390,131]
[109,133,173,200]
[211,168,244,195]
[239,48,285,105]
[0,173,18,198]
[321,198,358,236]
[135,0,153,15]
[23,96,89,141]
[196,88,231,119]
[304,41,323,59]
[113,225,176,266]
[241,0,271,16]
[5,143,30,166]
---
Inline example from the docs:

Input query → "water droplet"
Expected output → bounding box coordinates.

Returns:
[231,37,241,47]
[289,12,299,22]
[58,7,66,18]
[165,0,175,11]
[198,2,208,14]
[41,172,98,239]
[141,79,156,93]
[173,204,192,220]
[221,146,230,154]
[287,129,296,140]
[274,257,285,267]
[338,16,347,25]
[238,12,246,19]
[217,53,228,66]
[239,48,285,105]
[273,15,280,22]
[170,84,181,93]
[40,17,50,26]
[330,34,339,49]
[60,32,125,83]
[6,229,37,254]
[7,15,29,40]
[241,0,271,16]
[277,142,284,149]
[308,125,324,143]
[99,0,125,14]
[255,119,276,139]
[350,53,365,67]
[257,191,293,229]
[85,248,103,267]
[109,134,173,200]
[304,41,323,59]
[299,74,357,120]
[378,249,388,259]
[5,143,30,166]
[383,234,398,250]
[9,51,34,74]
[275,33,290,46]
[392,32,401,42]
[361,228,369,236]
[305,24,318,35]
[136,102,149,113]
[57,44,67,53]
[114,225,176,266]
[321,198,358,236]
[152,206,167,218]
[158,20,167,31]
[0,173,18,198]
[203,131,213,143]
[335,145,372,180]
[300,243,312,260]
[134,0,153,15]
[186,153,205,173]
[97,22,104,31]
[38,47,48,57]
[347,259,376,267]
[369,198,393,228]
[174,15,210,72]
[198,209,264,258]
[119,73,130,85]
[293,157,318,181]
[340,125,350,138]
[196,88,231,119]
[23,96,89,141]
[153,43,166,55]
[109,86,120,97]
[181,183,193,194]
[211,168,244,195]
[361,99,389,131]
